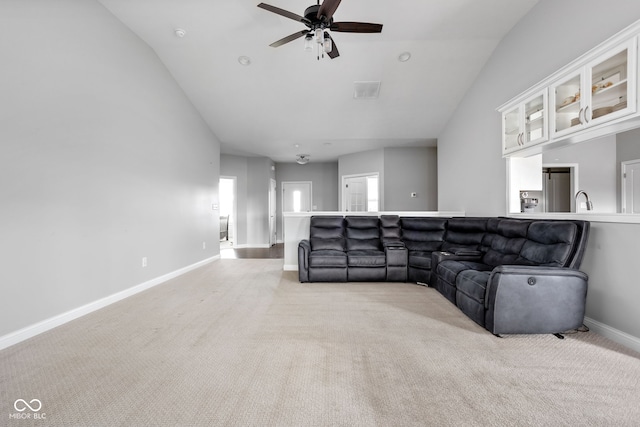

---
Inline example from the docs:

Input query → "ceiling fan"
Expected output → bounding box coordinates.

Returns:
[257,0,383,59]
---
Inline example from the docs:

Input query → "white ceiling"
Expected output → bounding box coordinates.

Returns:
[97,0,538,163]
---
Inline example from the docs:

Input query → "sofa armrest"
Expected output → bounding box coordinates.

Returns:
[298,240,311,282]
[382,238,405,248]
[384,245,407,282]
[485,265,588,335]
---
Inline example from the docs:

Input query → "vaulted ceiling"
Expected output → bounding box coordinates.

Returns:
[98,0,538,162]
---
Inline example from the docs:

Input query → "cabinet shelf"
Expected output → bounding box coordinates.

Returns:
[592,78,627,96]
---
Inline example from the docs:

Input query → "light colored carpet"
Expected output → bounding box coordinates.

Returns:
[1,259,639,426]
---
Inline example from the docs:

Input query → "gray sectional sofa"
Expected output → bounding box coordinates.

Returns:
[298,215,590,336]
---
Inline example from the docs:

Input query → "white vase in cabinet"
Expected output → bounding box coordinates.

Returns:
[502,90,548,155]
[551,38,637,139]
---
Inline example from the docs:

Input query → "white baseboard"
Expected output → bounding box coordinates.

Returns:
[283,264,298,271]
[584,316,640,353]
[0,256,219,351]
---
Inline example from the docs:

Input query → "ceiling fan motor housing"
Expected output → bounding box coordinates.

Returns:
[304,5,332,28]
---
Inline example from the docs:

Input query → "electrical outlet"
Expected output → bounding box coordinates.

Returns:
[203,241,206,249]
[142,257,147,268]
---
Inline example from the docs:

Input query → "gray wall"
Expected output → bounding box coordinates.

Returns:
[275,162,339,242]
[438,0,640,340]
[0,1,220,337]
[384,147,438,211]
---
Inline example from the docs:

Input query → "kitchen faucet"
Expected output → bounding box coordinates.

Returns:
[575,190,593,211]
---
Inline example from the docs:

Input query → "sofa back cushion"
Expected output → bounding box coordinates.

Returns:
[481,219,530,267]
[345,216,382,251]
[518,221,577,267]
[442,218,487,252]
[401,217,447,252]
[310,216,345,251]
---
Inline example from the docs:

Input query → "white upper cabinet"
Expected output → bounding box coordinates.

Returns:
[502,90,548,154]
[498,20,640,157]
[550,39,637,139]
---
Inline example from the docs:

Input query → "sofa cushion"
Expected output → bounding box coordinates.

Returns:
[408,252,432,269]
[347,250,386,267]
[401,217,447,252]
[311,237,345,252]
[481,219,530,267]
[456,269,491,303]
[442,218,487,252]
[309,250,348,268]
[437,260,492,287]
[345,216,381,251]
[518,222,577,267]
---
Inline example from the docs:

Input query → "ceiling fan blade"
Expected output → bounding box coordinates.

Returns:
[330,22,383,33]
[327,35,340,59]
[258,3,308,24]
[317,0,342,21]
[269,30,309,48]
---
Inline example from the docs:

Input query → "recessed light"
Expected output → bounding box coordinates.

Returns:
[398,52,411,62]
[238,56,251,66]
[174,28,186,38]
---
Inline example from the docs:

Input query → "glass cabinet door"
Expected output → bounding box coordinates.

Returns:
[523,92,547,144]
[587,40,636,124]
[503,106,521,152]
[552,72,584,137]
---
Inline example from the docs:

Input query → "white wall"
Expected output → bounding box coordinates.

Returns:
[438,0,640,341]
[0,1,220,338]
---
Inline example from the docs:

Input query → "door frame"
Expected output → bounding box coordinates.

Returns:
[269,178,277,246]
[219,176,237,246]
[621,159,640,213]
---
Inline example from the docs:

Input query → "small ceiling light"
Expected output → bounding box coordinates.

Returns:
[323,32,332,53]
[304,33,313,51]
[296,154,310,165]
[398,52,411,62]
[238,56,252,66]
[174,28,186,38]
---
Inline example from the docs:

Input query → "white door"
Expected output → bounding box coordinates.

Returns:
[282,182,312,213]
[269,179,277,246]
[344,176,366,212]
[622,159,640,213]
[343,174,379,212]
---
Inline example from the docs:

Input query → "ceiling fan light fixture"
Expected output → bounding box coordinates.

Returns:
[323,32,332,53]
[296,154,310,165]
[304,33,313,51]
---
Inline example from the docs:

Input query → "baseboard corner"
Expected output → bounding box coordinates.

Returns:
[583,316,640,353]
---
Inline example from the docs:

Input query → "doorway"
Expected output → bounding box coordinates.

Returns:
[541,164,578,212]
[282,181,312,213]
[621,159,640,213]
[219,176,237,248]
[342,173,379,212]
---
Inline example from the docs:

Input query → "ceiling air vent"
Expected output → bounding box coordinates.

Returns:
[353,81,381,99]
